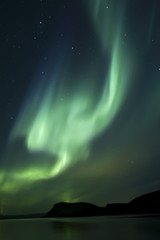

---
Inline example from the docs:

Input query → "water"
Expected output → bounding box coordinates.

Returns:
[0,216,160,240]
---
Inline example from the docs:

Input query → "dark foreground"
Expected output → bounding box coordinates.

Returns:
[0,216,160,240]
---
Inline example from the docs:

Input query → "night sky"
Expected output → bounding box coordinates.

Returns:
[0,0,160,215]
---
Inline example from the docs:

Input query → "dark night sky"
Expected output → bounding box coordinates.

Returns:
[0,0,160,214]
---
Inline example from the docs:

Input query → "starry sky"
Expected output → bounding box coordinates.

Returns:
[0,0,160,215]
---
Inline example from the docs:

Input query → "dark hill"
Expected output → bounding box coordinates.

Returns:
[105,190,160,215]
[46,202,105,217]
[128,190,160,214]
[46,190,160,217]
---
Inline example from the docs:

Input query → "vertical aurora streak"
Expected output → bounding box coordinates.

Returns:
[8,0,132,180]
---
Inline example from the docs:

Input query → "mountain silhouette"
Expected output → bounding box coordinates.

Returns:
[46,202,105,217]
[1,190,160,219]
[46,190,160,217]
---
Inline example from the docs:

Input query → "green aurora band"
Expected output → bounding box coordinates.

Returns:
[1,0,133,192]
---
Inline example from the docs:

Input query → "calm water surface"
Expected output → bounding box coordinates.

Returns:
[0,216,160,240]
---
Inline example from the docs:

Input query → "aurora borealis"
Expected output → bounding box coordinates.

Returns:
[0,0,160,214]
